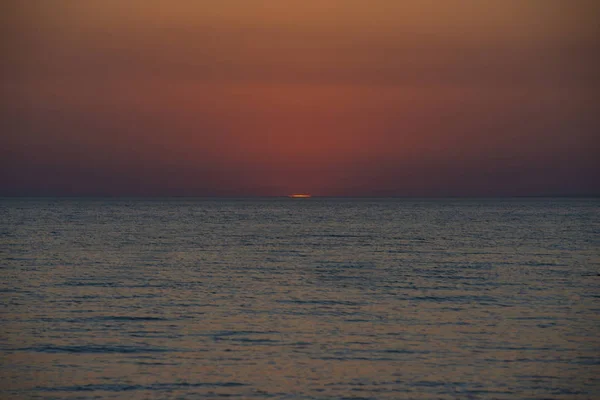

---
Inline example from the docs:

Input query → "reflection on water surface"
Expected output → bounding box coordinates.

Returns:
[1,198,599,399]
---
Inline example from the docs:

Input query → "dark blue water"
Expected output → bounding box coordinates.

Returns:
[1,198,599,399]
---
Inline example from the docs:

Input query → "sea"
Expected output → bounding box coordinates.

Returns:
[1,197,599,399]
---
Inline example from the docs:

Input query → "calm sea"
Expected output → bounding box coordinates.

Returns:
[1,198,599,399]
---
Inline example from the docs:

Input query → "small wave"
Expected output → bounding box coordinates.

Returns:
[17,344,174,354]
[208,330,281,344]
[315,356,396,361]
[210,330,279,337]
[277,299,365,306]
[309,233,372,239]
[60,281,168,288]
[60,281,117,287]
[410,295,497,304]
[32,381,247,392]
[93,316,168,322]
[381,349,428,354]
[314,263,373,270]
[25,316,171,324]
[227,338,280,344]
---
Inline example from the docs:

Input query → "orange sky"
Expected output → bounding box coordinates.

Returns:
[2,1,599,196]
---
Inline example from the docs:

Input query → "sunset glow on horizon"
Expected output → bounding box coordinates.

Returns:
[1,1,598,196]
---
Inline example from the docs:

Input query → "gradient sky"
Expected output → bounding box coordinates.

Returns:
[2,0,599,196]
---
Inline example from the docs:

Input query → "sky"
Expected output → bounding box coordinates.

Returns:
[1,0,599,196]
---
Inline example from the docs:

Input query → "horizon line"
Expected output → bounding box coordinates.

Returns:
[1,194,599,199]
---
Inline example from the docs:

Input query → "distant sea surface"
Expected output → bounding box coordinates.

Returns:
[1,198,599,399]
